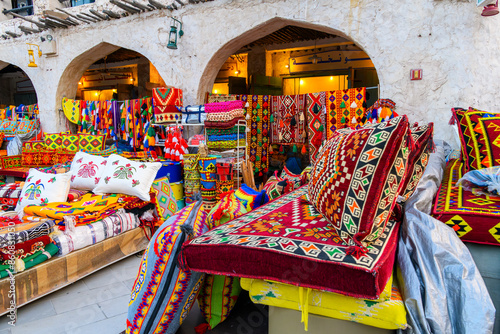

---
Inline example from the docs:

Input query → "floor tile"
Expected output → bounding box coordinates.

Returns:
[0,315,15,331]
[64,313,127,334]
[82,266,123,290]
[51,282,130,314]
[16,298,56,324]
[0,328,11,334]
[122,278,136,290]
[98,294,130,318]
[10,304,105,334]
[48,280,90,300]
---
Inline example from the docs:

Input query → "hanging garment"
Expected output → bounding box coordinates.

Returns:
[305,92,327,164]
[270,94,306,144]
[326,87,367,139]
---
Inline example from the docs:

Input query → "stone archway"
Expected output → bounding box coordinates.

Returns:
[0,60,39,107]
[196,17,379,103]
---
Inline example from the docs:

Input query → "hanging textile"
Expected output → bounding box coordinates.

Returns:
[239,95,270,176]
[305,92,327,164]
[62,97,80,124]
[270,94,306,144]
[326,87,367,139]
[153,87,183,123]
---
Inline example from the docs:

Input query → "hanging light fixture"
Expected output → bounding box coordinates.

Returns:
[167,18,184,49]
[308,54,322,64]
[482,0,499,15]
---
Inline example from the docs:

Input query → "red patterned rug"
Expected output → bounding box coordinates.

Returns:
[432,159,500,246]
[181,186,399,300]
[326,88,367,139]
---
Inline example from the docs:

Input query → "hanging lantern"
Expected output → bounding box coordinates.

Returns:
[167,18,184,50]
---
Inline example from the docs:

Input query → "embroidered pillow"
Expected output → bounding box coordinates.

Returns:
[61,134,79,152]
[399,123,434,202]
[44,133,63,150]
[451,107,500,171]
[69,151,107,191]
[152,177,178,220]
[280,165,306,189]
[93,154,161,201]
[16,169,71,215]
[309,115,411,244]
[78,133,106,152]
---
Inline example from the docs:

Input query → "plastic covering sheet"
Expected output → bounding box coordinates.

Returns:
[397,144,496,334]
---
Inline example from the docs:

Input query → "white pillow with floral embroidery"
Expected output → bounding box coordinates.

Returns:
[93,154,161,201]
[70,151,108,191]
[16,169,71,215]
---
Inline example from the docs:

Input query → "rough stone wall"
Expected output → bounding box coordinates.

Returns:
[0,0,498,147]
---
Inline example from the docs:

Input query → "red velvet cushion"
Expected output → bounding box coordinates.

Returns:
[182,186,399,300]
[399,123,434,201]
[308,116,411,245]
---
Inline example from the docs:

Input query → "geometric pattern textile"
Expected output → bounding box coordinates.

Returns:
[240,276,407,330]
[0,219,55,248]
[432,159,500,246]
[451,107,497,171]
[126,201,208,334]
[153,87,183,124]
[182,186,400,300]
[152,177,178,220]
[197,193,247,330]
[270,94,307,144]
[61,134,79,152]
[325,88,367,139]
[399,122,434,202]
[78,133,105,152]
[239,95,270,175]
[305,92,327,163]
[309,116,410,245]
[205,94,238,104]
[44,133,63,150]
[62,97,81,124]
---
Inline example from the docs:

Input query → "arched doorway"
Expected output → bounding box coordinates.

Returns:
[0,63,38,108]
[57,42,166,104]
[198,18,380,180]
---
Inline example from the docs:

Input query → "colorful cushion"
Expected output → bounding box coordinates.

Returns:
[451,107,500,171]
[23,140,45,152]
[21,149,56,167]
[126,201,208,334]
[44,133,63,150]
[263,172,294,200]
[233,184,269,211]
[399,122,434,202]
[280,165,305,189]
[93,154,161,201]
[78,133,105,152]
[240,276,407,331]
[309,115,411,244]
[17,119,38,135]
[432,159,500,246]
[69,151,107,191]
[61,134,79,152]
[16,169,71,215]
[152,177,178,220]
[182,186,400,300]
[196,194,247,331]
[82,144,118,157]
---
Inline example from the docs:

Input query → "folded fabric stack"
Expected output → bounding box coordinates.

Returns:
[204,101,247,149]
[0,183,22,211]
[51,212,140,256]
[183,115,435,331]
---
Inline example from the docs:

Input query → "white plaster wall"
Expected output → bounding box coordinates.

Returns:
[0,0,498,147]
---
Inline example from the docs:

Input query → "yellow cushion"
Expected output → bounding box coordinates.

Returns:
[61,134,79,152]
[78,133,105,152]
[240,274,407,330]
[44,133,63,150]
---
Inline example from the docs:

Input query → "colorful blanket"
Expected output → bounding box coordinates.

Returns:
[23,193,128,229]
[271,95,306,144]
[240,95,270,175]
[0,243,58,279]
[326,88,367,139]
[0,183,22,199]
[182,186,399,300]
[432,159,500,246]
[0,235,51,262]
[305,92,327,164]
[0,219,55,248]
[51,212,139,256]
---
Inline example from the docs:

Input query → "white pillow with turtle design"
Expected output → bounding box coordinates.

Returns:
[93,154,161,201]
[69,151,108,191]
